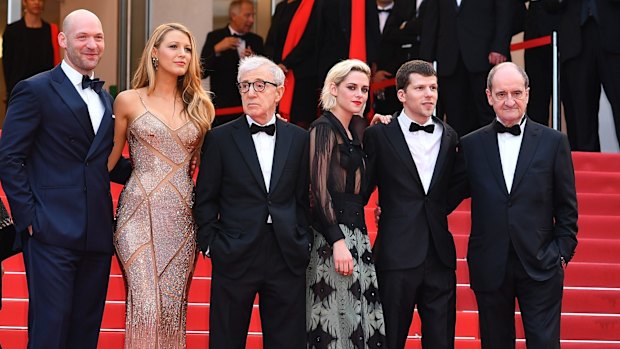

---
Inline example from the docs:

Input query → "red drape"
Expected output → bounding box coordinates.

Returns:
[349,0,366,61]
[278,0,315,121]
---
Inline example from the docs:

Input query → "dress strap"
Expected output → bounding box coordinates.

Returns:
[134,90,149,114]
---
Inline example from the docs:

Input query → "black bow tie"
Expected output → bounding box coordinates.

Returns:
[493,119,521,136]
[232,33,246,39]
[409,122,435,133]
[377,8,392,13]
[81,75,105,94]
[250,123,276,136]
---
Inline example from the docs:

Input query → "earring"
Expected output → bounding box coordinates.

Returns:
[151,56,159,70]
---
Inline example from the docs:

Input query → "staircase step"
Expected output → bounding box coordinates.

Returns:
[575,171,620,194]
[572,152,620,172]
[577,193,620,216]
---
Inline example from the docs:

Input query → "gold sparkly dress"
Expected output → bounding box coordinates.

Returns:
[114,92,201,349]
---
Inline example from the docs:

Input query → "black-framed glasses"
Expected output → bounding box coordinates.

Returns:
[237,80,278,93]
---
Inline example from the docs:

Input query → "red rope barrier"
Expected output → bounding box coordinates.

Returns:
[510,35,551,51]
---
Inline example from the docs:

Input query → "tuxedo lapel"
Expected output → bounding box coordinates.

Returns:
[87,93,113,159]
[480,124,509,195]
[384,117,423,188]
[50,66,95,141]
[269,119,292,193]
[510,120,542,193]
[232,118,268,193]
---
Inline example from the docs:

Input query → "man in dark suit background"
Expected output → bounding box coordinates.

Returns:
[457,62,578,349]
[420,0,513,136]
[0,9,130,349]
[365,60,464,349]
[194,55,310,349]
[556,0,620,151]
[200,0,264,127]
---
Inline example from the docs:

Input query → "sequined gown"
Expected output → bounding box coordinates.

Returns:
[114,93,201,349]
[306,112,386,348]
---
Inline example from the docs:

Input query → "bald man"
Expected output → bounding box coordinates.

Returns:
[0,9,130,348]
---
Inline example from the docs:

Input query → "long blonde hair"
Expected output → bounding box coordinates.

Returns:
[132,23,214,136]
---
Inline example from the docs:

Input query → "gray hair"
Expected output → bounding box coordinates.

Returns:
[487,62,529,91]
[320,59,371,111]
[237,55,285,85]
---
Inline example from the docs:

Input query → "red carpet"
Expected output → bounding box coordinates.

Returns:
[1,151,620,348]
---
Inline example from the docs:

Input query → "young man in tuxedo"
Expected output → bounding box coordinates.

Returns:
[194,56,310,349]
[364,60,464,349]
[457,62,578,349]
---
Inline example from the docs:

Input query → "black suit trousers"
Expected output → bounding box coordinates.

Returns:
[209,226,306,349]
[377,247,456,349]
[562,18,620,151]
[474,247,564,349]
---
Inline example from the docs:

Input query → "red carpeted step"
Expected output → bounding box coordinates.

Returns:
[572,238,620,263]
[572,152,620,172]
[577,193,620,215]
[575,171,620,194]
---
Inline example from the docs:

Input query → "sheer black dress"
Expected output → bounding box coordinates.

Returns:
[306,111,386,348]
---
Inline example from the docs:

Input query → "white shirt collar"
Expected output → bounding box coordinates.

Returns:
[246,114,276,127]
[378,2,394,10]
[61,60,94,87]
[496,115,527,134]
[229,25,245,37]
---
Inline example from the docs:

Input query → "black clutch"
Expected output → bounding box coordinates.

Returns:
[0,200,20,261]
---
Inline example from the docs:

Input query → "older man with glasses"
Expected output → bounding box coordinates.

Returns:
[194,55,312,349]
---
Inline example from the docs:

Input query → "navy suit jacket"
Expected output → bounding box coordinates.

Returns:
[0,65,118,254]
[459,119,578,292]
[364,115,464,271]
[194,116,311,278]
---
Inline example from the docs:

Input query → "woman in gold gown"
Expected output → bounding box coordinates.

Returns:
[108,23,214,348]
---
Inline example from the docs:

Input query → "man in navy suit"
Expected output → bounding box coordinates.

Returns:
[194,55,310,349]
[0,9,129,349]
[200,0,264,127]
[457,62,578,349]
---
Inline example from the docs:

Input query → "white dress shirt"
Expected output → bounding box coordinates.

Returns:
[377,2,394,33]
[229,26,247,58]
[247,115,277,223]
[398,112,443,194]
[497,117,526,193]
[61,60,105,134]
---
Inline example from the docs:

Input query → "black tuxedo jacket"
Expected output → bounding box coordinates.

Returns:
[459,120,578,292]
[200,27,264,108]
[377,0,427,74]
[194,116,311,279]
[556,0,620,62]
[420,0,513,76]
[364,115,464,271]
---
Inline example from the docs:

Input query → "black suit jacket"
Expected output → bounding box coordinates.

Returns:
[459,120,578,292]
[420,0,513,76]
[194,117,311,279]
[377,0,427,74]
[364,115,464,271]
[200,27,264,108]
[557,0,620,62]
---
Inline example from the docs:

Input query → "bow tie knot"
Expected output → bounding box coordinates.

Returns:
[81,75,105,94]
[409,122,435,133]
[250,123,276,136]
[232,33,246,39]
[377,8,392,13]
[493,119,521,136]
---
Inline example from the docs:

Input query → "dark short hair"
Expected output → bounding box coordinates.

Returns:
[396,60,437,90]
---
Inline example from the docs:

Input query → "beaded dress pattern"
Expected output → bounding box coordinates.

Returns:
[115,92,200,348]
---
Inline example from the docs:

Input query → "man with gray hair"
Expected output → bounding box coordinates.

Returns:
[194,55,311,348]
[200,0,265,127]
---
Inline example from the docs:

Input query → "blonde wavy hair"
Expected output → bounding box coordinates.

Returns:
[132,23,214,136]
